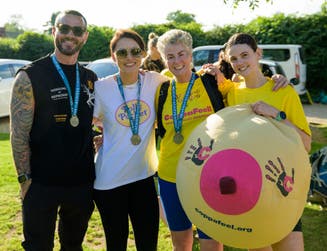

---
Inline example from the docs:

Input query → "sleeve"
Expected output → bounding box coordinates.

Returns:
[283,87,311,136]
[219,79,235,98]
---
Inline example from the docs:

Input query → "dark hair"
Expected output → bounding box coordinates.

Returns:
[55,10,87,27]
[225,33,258,52]
[217,46,235,79]
[110,29,146,55]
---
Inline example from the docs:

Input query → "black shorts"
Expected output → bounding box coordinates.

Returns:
[292,218,302,232]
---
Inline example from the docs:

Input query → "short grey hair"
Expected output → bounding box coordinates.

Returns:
[157,29,193,60]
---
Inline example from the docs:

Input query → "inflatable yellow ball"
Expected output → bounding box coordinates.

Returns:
[176,104,311,249]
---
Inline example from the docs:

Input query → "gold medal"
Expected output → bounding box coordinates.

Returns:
[131,134,141,145]
[173,132,184,144]
[70,115,79,127]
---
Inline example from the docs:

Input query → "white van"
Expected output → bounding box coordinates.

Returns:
[192,44,307,95]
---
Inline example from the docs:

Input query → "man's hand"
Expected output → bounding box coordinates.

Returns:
[20,179,32,200]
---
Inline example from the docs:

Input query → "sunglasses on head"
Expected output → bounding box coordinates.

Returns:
[115,47,142,58]
[56,24,86,37]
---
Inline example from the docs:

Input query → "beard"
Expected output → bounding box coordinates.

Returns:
[55,37,84,56]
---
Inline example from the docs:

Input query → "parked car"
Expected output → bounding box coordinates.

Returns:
[86,58,119,78]
[193,44,307,96]
[0,59,31,117]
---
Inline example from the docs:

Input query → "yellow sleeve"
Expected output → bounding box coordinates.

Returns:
[219,79,235,98]
[160,69,173,78]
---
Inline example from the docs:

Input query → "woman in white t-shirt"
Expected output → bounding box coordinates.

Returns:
[92,29,168,251]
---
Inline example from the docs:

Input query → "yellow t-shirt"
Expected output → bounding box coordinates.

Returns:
[224,78,311,136]
[156,77,215,182]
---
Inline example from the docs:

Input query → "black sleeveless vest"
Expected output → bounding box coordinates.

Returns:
[22,55,97,186]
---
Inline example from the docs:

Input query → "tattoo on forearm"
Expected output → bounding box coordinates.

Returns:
[10,71,34,176]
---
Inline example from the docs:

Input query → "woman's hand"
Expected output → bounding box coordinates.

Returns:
[251,101,278,118]
[93,134,103,153]
[201,63,226,84]
[271,74,289,91]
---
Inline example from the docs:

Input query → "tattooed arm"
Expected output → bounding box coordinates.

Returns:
[10,71,34,200]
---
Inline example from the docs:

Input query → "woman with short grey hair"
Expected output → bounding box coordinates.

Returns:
[156,29,225,251]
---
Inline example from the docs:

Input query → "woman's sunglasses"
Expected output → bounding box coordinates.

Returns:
[56,24,86,37]
[115,48,142,58]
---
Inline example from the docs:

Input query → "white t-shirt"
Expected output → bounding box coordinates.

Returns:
[93,71,168,190]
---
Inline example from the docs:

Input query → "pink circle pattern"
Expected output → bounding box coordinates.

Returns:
[200,149,262,215]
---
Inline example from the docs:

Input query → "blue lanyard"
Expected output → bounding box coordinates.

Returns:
[172,72,196,133]
[51,54,80,117]
[117,74,141,136]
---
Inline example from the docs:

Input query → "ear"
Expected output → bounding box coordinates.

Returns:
[256,47,263,59]
[83,31,89,45]
[52,26,56,36]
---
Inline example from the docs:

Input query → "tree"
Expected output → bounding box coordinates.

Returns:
[43,11,60,35]
[166,10,196,24]
[4,14,25,38]
[321,1,327,14]
[79,25,116,61]
[16,32,53,60]
[223,0,273,9]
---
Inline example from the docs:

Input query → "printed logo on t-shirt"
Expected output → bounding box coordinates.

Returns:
[54,114,67,123]
[163,105,213,125]
[82,84,95,107]
[50,87,68,101]
[115,100,151,127]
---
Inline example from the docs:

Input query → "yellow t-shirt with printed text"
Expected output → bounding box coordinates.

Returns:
[156,76,215,182]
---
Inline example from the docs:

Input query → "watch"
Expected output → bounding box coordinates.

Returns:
[18,173,31,183]
[275,111,287,121]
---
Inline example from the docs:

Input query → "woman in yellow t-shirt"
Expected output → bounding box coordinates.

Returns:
[220,33,311,251]
[156,29,225,251]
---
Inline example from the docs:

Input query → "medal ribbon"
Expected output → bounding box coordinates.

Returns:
[51,54,80,118]
[117,74,141,136]
[172,72,196,134]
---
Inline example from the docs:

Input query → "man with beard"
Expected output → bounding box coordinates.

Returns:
[10,10,97,251]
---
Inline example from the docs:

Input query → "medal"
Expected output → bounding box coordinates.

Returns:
[70,115,79,127]
[173,132,184,144]
[51,54,81,128]
[171,73,196,144]
[131,134,142,145]
[117,74,142,146]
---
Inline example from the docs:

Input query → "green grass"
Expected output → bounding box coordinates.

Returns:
[1,125,327,251]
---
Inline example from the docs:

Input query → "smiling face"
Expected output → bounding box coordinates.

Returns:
[53,14,88,56]
[164,42,193,82]
[226,43,262,79]
[112,37,145,74]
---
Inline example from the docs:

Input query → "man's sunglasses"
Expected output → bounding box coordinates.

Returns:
[56,24,86,37]
[115,48,143,58]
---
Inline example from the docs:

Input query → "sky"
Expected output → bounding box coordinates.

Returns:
[0,0,325,32]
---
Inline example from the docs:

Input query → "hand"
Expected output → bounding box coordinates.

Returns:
[190,138,214,165]
[264,157,294,196]
[93,134,103,153]
[201,63,218,76]
[231,73,242,83]
[251,101,278,118]
[201,63,225,84]
[271,74,289,91]
[20,179,32,200]
[139,68,147,75]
